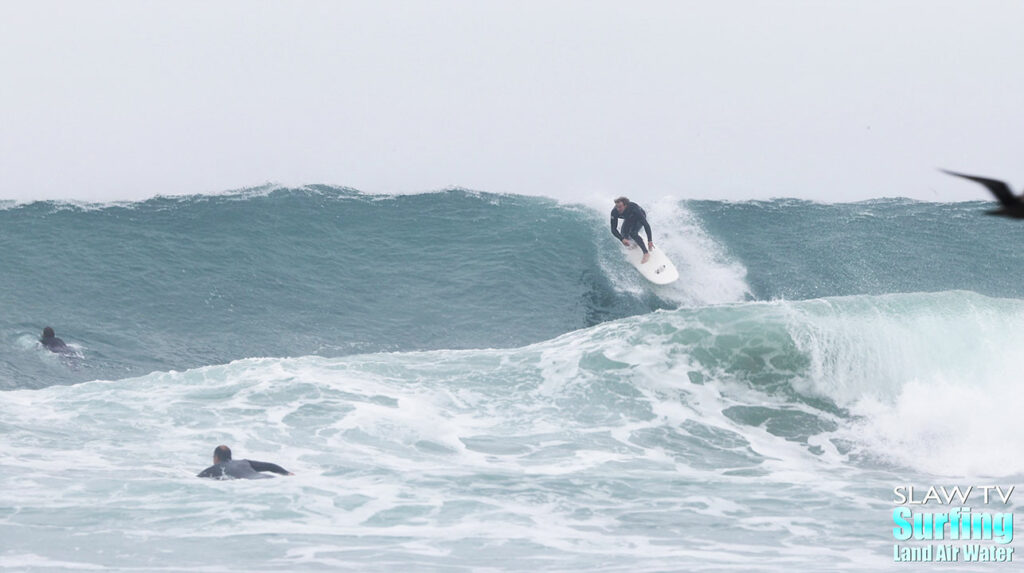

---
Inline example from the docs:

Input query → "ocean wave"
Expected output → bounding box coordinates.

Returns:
[10,290,1019,475]
[1,188,749,390]
[3,290,1018,570]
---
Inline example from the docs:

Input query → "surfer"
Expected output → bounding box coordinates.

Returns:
[611,197,654,263]
[40,327,70,353]
[942,170,1024,218]
[197,445,294,480]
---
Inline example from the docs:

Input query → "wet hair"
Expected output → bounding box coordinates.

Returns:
[42,327,55,338]
[214,445,232,462]
[614,196,630,206]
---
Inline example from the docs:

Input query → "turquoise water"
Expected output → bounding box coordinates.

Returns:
[1,189,1021,571]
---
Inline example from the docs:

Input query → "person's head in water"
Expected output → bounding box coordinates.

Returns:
[213,445,232,464]
[39,327,69,353]
[614,196,630,214]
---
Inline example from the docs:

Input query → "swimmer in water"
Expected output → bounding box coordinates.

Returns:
[197,445,294,480]
[40,327,70,353]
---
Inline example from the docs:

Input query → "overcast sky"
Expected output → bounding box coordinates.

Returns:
[1,0,1022,203]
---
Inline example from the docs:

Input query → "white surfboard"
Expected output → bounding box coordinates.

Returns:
[622,240,679,285]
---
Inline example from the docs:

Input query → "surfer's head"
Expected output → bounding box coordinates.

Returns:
[614,197,630,213]
[213,445,232,464]
[42,326,55,339]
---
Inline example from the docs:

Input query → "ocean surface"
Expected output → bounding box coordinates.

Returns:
[1,188,1021,571]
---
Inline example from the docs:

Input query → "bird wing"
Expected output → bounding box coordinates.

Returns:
[942,170,1020,208]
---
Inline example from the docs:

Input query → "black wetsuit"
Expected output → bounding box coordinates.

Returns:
[197,459,291,480]
[40,335,69,353]
[611,203,653,254]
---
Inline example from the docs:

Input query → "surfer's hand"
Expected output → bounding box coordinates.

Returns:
[648,241,654,250]
[622,239,631,246]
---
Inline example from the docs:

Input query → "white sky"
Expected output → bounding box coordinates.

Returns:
[1,0,1022,203]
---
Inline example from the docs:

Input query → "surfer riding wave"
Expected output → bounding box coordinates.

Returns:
[610,196,654,264]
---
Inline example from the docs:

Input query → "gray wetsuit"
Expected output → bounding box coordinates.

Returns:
[197,459,290,480]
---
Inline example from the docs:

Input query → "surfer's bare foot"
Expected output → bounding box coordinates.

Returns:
[641,253,650,264]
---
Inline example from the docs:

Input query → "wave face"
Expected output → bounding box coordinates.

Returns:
[2,189,752,389]
[0,190,624,388]
[3,190,1023,570]
[688,198,1024,300]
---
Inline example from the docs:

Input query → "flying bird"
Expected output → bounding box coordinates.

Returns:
[942,170,1024,218]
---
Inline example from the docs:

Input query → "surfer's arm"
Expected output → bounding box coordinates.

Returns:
[249,461,292,475]
[197,465,221,478]
[642,221,652,244]
[610,214,623,240]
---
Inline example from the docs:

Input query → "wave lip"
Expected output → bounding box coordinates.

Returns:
[650,289,1024,476]
[783,291,1024,475]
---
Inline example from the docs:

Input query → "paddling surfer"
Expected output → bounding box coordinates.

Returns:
[40,327,71,354]
[197,445,294,480]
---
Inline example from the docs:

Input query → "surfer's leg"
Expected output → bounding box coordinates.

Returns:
[628,228,648,254]
[626,228,650,263]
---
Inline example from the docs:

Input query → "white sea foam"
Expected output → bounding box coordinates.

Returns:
[2,293,1017,570]
[784,291,1024,475]
[646,196,752,306]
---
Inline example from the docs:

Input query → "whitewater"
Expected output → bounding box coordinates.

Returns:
[1,188,1022,571]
